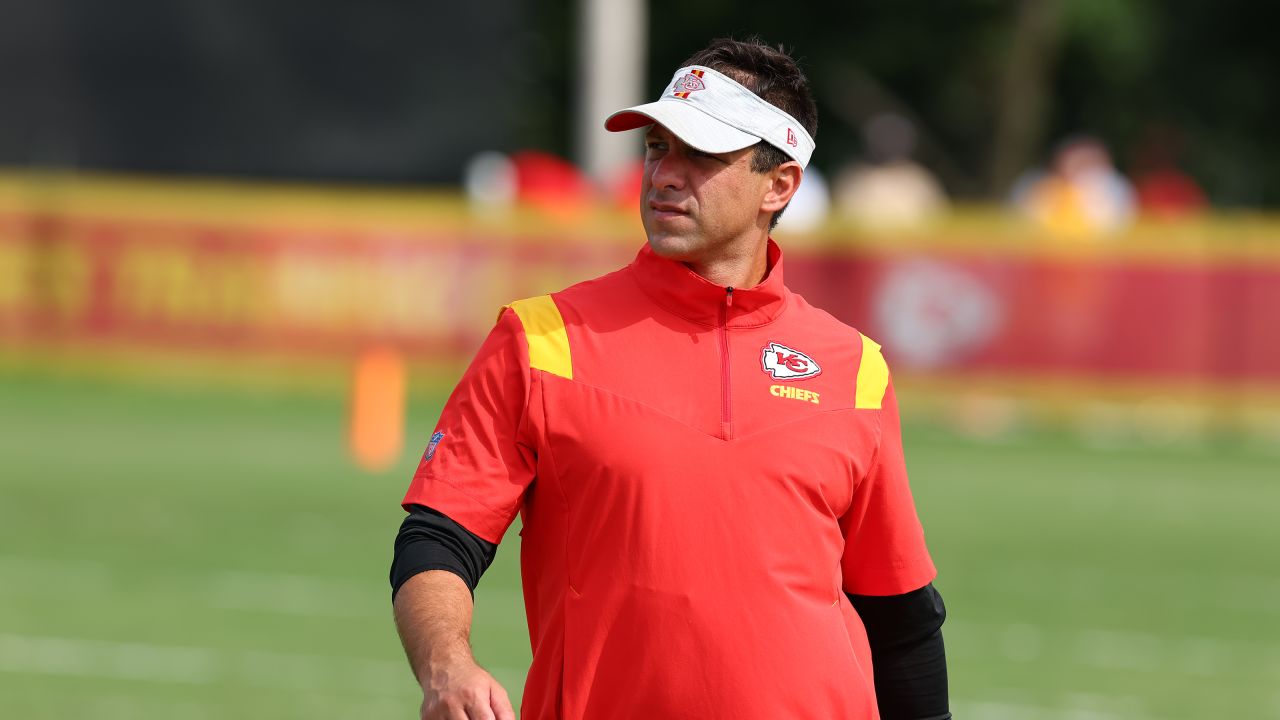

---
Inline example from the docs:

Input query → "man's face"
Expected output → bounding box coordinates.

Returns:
[640,124,774,264]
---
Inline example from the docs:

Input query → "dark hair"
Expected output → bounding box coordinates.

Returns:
[682,37,818,229]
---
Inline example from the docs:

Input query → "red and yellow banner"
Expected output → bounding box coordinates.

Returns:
[788,253,1280,383]
[2,172,1278,396]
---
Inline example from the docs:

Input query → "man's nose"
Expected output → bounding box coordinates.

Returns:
[648,153,686,190]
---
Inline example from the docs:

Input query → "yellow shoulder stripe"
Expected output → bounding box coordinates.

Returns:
[855,334,889,409]
[505,295,573,380]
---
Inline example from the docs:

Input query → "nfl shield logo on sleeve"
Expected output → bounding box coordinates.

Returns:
[424,431,445,463]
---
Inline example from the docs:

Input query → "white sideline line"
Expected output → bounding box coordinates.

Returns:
[953,698,1162,720]
[956,688,1164,720]
[0,632,527,698]
[946,621,1280,680]
[0,633,216,685]
[77,693,217,720]
[0,555,528,620]
[0,556,113,594]
[65,690,421,719]
[962,562,1280,616]
[207,570,381,618]
[209,569,526,619]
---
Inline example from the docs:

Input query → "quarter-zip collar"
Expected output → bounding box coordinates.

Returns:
[629,238,790,328]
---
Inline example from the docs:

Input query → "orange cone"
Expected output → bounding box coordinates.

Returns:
[349,346,406,472]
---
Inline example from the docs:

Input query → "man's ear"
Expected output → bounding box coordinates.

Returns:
[761,161,803,214]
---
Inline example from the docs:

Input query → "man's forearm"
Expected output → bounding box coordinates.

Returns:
[393,564,516,719]
[393,569,477,684]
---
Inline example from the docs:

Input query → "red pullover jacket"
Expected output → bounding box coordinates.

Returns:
[403,240,937,719]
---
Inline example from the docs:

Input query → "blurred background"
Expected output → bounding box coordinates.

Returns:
[1,0,1278,718]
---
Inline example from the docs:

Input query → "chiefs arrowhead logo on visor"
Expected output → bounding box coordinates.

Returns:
[671,71,707,98]
[761,342,822,380]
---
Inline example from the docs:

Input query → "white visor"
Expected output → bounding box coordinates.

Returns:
[605,65,815,168]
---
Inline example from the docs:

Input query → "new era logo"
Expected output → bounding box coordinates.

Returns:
[761,342,822,380]
[786,128,798,147]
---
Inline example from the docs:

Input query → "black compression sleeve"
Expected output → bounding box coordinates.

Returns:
[847,583,950,720]
[390,504,498,600]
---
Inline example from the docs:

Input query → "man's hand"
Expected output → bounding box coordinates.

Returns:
[419,657,515,720]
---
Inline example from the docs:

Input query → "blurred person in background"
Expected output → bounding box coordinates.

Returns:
[1131,124,1208,220]
[390,37,949,720]
[1012,135,1136,237]
[463,150,597,220]
[834,113,948,230]
[772,162,832,233]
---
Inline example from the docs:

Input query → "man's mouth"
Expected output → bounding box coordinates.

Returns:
[648,201,689,217]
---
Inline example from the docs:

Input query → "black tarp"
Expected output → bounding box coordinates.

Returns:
[0,0,533,183]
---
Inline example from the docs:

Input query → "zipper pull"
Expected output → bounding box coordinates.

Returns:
[725,286,734,309]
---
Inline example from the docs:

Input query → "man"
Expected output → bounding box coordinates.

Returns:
[391,38,950,720]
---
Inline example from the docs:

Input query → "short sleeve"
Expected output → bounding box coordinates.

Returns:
[401,308,537,545]
[840,377,937,596]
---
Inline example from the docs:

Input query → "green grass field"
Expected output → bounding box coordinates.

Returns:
[1,369,1277,719]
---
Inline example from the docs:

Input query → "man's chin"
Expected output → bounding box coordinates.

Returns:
[645,235,702,261]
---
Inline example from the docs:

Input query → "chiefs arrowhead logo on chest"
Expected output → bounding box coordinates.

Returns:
[760,342,822,380]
